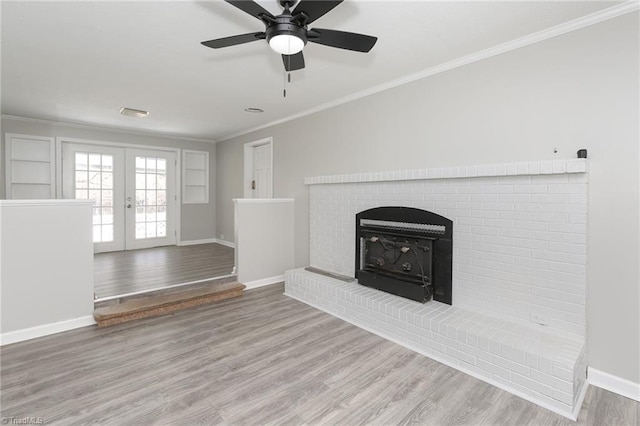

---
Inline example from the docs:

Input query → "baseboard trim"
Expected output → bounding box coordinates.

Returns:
[243,275,284,290]
[215,239,236,249]
[588,367,640,402]
[177,238,217,246]
[0,315,96,346]
[284,292,579,420]
[573,378,590,419]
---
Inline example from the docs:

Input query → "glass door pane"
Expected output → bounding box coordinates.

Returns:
[134,156,168,240]
[74,152,115,243]
[61,142,125,253]
[125,148,175,250]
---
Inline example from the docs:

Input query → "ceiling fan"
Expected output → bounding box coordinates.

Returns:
[201,0,378,71]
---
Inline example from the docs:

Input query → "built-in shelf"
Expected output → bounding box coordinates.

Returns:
[182,150,209,204]
[5,133,56,199]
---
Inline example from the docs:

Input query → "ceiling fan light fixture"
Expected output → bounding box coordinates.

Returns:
[269,34,305,55]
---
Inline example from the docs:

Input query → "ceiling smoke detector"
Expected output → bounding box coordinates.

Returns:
[120,107,149,118]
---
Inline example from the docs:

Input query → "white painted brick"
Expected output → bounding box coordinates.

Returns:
[492,354,531,376]
[516,162,529,175]
[540,161,553,174]
[568,194,587,204]
[567,175,587,186]
[534,174,568,184]
[568,214,587,224]
[485,164,498,176]
[512,373,554,397]
[527,161,541,175]
[477,358,511,380]
[566,159,586,173]
[553,389,574,405]
[513,184,548,194]
[552,160,567,174]
[531,212,569,223]
[548,241,586,255]
[532,370,572,394]
[482,185,514,194]
[548,221,587,240]
[548,184,587,194]
[515,221,548,231]
[526,352,539,369]
[552,365,574,381]
[448,346,477,365]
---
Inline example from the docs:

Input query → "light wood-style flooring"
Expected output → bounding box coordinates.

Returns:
[94,243,234,299]
[2,284,638,425]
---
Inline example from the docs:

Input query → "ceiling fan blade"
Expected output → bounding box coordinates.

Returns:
[293,1,343,24]
[201,32,266,49]
[282,52,305,71]
[225,0,275,21]
[308,28,377,52]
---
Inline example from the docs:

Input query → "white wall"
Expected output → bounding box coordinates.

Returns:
[216,13,639,384]
[1,116,217,241]
[1,200,95,340]
[234,198,294,285]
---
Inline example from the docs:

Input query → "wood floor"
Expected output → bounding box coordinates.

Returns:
[2,284,638,425]
[94,243,235,299]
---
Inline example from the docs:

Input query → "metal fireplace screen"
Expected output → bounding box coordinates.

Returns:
[355,207,452,304]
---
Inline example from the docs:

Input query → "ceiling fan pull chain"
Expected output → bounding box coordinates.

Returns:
[283,69,287,98]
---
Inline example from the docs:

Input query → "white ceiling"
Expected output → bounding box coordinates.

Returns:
[1,1,622,142]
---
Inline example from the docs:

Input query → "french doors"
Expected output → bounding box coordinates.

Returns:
[62,143,177,253]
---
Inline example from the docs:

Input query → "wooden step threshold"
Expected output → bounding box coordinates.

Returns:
[94,281,246,327]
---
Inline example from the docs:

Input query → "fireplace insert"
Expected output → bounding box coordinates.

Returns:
[355,207,452,304]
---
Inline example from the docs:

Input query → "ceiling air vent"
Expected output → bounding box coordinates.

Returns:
[119,107,149,118]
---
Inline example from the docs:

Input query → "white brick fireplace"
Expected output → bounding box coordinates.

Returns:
[285,159,588,419]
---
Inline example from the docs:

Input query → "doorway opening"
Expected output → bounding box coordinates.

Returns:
[59,138,233,301]
[244,137,273,199]
[61,142,178,252]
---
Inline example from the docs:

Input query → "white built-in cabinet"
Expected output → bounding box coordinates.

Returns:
[182,150,209,204]
[5,134,56,199]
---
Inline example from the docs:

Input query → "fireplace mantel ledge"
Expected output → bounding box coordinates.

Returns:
[304,158,587,186]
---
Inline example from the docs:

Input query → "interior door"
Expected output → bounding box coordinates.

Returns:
[252,143,272,198]
[62,143,125,253]
[125,148,177,250]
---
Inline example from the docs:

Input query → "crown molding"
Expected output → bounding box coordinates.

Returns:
[217,0,640,142]
[1,114,217,144]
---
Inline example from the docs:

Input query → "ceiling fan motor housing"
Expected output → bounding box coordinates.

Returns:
[265,16,308,48]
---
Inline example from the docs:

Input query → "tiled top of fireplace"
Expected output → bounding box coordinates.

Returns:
[304,158,586,185]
